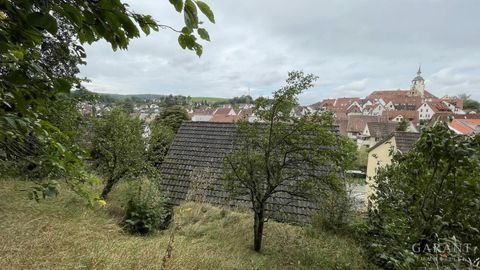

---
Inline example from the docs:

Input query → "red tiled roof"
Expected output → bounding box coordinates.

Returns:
[210,114,242,123]
[193,108,216,115]
[334,97,360,108]
[346,115,383,133]
[449,119,480,135]
[214,108,235,115]
[367,89,436,100]
[427,101,451,113]
[441,97,464,109]
[334,112,349,120]
[309,99,336,110]
[383,110,419,121]
[335,119,348,135]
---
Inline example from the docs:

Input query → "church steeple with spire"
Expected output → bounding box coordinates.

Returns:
[409,65,425,98]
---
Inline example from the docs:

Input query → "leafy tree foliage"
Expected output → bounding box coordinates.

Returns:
[367,123,480,269]
[355,146,369,171]
[1,0,213,198]
[93,108,148,199]
[223,71,356,252]
[460,93,480,112]
[147,125,175,168]
[214,95,254,106]
[153,106,190,133]
[147,106,188,167]
[123,178,169,235]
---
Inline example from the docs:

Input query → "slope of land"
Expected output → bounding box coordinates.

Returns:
[0,180,368,270]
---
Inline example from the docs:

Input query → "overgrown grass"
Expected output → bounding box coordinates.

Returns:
[0,180,369,269]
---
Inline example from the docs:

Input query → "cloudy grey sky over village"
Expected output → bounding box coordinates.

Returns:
[80,0,480,104]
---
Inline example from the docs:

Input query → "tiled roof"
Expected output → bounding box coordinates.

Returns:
[366,122,399,140]
[209,114,239,123]
[214,108,235,115]
[346,115,383,133]
[426,101,451,113]
[309,99,336,110]
[448,119,480,135]
[334,112,349,121]
[193,107,216,115]
[159,121,331,223]
[441,97,464,109]
[335,119,348,135]
[369,131,420,153]
[334,97,360,108]
[383,110,418,121]
[394,132,421,153]
[368,89,436,100]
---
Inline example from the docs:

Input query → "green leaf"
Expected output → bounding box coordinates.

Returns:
[60,4,84,26]
[54,79,72,93]
[178,34,187,49]
[197,28,210,41]
[184,34,196,49]
[118,13,140,38]
[169,0,183,12]
[27,12,58,34]
[182,26,192,35]
[194,44,203,57]
[195,1,215,23]
[184,0,199,29]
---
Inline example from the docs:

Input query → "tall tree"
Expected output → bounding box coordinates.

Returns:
[223,71,355,252]
[93,107,147,199]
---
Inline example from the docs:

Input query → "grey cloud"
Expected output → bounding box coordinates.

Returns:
[80,0,480,104]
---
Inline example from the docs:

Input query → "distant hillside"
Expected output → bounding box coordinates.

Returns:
[95,93,168,101]
[190,96,228,103]
[93,93,228,103]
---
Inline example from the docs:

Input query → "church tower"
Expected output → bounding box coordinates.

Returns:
[409,66,425,98]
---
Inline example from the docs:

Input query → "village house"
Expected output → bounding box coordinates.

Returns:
[357,122,400,148]
[365,131,421,208]
[345,115,383,140]
[417,101,452,121]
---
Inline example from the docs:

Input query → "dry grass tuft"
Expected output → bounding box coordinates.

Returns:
[0,180,368,269]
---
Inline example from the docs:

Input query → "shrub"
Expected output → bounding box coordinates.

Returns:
[123,178,170,235]
[311,188,355,234]
[366,123,480,269]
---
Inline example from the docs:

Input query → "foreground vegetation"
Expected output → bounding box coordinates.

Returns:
[0,180,368,270]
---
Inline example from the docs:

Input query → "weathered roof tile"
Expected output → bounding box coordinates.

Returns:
[159,121,331,223]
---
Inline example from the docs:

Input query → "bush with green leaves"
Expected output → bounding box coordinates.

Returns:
[312,188,355,233]
[366,122,480,269]
[123,178,170,235]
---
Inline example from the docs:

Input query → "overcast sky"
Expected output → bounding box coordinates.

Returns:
[79,0,480,105]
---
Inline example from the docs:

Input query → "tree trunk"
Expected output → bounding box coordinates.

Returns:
[100,177,116,199]
[253,206,265,252]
